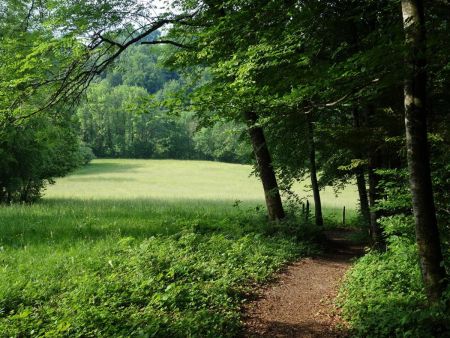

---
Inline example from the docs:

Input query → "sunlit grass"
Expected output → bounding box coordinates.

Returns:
[1,159,359,251]
[0,159,359,336]
[45,159,357,207]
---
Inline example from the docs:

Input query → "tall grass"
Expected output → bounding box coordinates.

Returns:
[44,159,357,218]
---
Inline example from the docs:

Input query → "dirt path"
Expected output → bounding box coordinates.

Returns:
[242,230,364,338]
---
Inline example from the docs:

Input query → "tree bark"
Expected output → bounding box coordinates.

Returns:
[356,168,371,230]
[352,108,371,229]
[244,111,285,221]
[367,154,385,250]
[306,116,323,226]
[401,0,447,302]
[363,104,386,250]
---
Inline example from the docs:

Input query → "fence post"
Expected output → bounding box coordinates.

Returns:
[306,200,310,222]
[343,206,346,227]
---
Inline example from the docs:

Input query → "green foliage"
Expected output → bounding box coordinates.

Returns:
[0,159,353,336]
[340,214,450,337]
[104,43,177,94]
[376,140,450,233]
[1,0,450,335]
[376,168,412,214]
[76,44,251,162]
[340,133,450,336]
[77,81,195,159]
[193,122,251,163]
[430,134,450,232]
[77,142,96,165]
[0,200,313,337]
[0,113,85,204]
[0,0,169,120]
[339,129,450,336]
[0,232,305,337]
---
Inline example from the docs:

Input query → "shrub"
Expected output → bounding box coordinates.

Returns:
[77,142,96,165]
[0,113,81,204]
[339,216,450,337]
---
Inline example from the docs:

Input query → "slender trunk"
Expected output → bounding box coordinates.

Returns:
[352,108,371,229]
[307,116,323,226]
[244,111,285,221]
[0,186,5,204]
[364,104,386,250]
[356,168,371,229]
[368,154,385,250]
[401,0,447,302]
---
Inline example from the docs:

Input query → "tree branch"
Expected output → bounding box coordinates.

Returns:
[302,78,381,114]
[141,40,192,49]
[12,11,200,123]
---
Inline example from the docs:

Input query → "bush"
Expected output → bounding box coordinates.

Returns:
[339,216,450,337]
[0,114,82,204]
[78,142,96,165]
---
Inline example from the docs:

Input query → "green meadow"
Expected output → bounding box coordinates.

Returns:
[45,159,357,216]
[0,159,358,337]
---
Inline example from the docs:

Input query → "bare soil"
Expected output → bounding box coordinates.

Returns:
[242,229,365,338]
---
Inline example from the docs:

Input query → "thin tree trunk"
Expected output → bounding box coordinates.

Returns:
[363,104,386,250]
[307,116,323,226]
[244,111,285,221]
[401,0,447,302]
[367,154,385,250]
[356,168,371,230]
[352,108,371,229]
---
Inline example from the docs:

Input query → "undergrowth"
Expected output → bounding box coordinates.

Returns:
[339,215,450,337]
[0,200,318,337]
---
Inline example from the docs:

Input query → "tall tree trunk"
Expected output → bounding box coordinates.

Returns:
[244,111,285,221]
[352,108,371,229]
[367,154,385,250]
[364,104,386,250]
[306,115,323,226]
[401,0,447,302]
[356,168,371,230]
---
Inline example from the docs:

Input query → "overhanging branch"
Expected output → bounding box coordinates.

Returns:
[141,40,192,49]
[12,11,199,123]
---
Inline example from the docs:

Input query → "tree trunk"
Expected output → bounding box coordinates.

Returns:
[356,168,371,230]
[307,116,323,226]
[244,111,285,221]
[367,154,385,250]
[401,0,447,302]
[352,108,370,229]
[363,104,386,250]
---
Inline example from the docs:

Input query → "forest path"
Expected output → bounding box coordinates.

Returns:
[242,229,365,337]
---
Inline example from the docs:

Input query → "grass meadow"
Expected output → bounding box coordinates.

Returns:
[45,159,358,219]
[0,159,358,337]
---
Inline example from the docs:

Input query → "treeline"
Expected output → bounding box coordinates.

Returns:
[76,44,251,163]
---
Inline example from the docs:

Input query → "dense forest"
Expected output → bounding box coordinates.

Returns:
[1,0,450,336]
[77,42,251,162]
